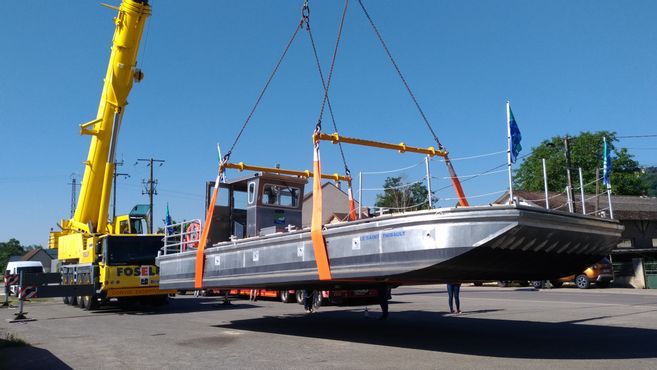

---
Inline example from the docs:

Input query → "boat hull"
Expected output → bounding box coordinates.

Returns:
[157,205,622,290]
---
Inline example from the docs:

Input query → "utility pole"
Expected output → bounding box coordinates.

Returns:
[137,158,165,234]
[112,160,130,221]
[68,174,79,218]
[564,136,575,213]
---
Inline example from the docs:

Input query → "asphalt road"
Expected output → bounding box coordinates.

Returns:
[1,285,657,369]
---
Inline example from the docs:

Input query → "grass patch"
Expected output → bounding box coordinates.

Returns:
[0,332,30,348]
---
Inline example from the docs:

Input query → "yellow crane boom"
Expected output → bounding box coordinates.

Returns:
[66,0,151,234]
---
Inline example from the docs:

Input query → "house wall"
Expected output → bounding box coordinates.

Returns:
[24,250,53,272]
[302,184,352,227]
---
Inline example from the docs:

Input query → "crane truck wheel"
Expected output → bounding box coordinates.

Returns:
[78,296,87,308]
[84,295,99,310]
[63,296,70,305]
[69,296,78,306]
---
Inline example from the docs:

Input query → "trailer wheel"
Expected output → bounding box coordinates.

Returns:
[63,296,70,305]
[78,296,87,308]
[69,296,78,306]
[312,291,323,310]
[295,290,304,305]
[280,290,294,303]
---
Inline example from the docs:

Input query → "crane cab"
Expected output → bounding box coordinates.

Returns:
[205,173,306,244]
[112,204,150,235]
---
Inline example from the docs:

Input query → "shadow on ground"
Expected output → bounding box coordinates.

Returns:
[213,309,657,360]
[36,296,253,321]
[0,341,72,370]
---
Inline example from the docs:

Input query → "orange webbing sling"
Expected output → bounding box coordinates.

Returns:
[311,136,332,280]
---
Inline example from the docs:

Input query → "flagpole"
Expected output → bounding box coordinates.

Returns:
[506,101,514,204]
[603,136,614,219]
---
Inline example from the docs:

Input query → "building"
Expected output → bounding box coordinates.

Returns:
[495,190,657,288]
[21,248,57,273]
[302,182,367,227]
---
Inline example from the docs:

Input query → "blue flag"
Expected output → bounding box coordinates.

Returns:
[602,137,611,187]
[508,104,522,163]
[165,203,173,234]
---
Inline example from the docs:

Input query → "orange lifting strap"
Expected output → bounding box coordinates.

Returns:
[347,179,357,220]
[311,137,333,280]
[194,170,222,289]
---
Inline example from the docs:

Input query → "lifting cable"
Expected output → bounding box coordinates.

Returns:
[356,0,469,206]
[303,0,351,177]
[313,0,349,135]
[223,10,306,163]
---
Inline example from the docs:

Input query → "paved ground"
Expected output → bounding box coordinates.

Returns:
[1,285,657,369]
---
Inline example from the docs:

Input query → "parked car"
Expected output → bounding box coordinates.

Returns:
[4,261,44,295]
[532,257,613,289]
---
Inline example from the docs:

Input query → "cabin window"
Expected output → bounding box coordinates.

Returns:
[119,220,130,234]
[262,184,300,208]
[247,182,256,204]
[233,189,248,210]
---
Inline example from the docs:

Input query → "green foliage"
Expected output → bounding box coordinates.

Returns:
[0,238,27,272]
[157,218,182,234]
[641,167,657,197]
[375,176,435,211]
[514,131,646,195]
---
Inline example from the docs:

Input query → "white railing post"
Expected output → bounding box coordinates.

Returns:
[578,167,586,215]
[425,156,433,208]
[542,158,549,209]
[358,171,363,219]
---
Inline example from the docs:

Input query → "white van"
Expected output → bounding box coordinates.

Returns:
[4,261,44,295]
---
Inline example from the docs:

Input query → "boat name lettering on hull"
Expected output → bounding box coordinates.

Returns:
[383,231,406,238]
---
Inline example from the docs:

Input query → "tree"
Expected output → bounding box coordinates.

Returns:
[514,131,645,195]
[640,167,657,197]
[0,238,27,271]
[375,176,435,211]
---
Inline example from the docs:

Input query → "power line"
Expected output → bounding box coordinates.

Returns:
[617,134,657,139]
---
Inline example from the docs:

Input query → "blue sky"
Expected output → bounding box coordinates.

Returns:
[1,0,656,246]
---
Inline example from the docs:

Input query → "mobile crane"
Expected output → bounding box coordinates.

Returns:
[48,0,174,309]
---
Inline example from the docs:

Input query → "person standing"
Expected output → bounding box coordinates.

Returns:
[446,282,462,314]
[303,289,314,313]
[377,286,389,320]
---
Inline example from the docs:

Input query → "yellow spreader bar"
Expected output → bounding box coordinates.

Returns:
[314,132,448,157]
[222,162,351,182]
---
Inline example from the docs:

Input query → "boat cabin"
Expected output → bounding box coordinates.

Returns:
[205,172,307,244]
